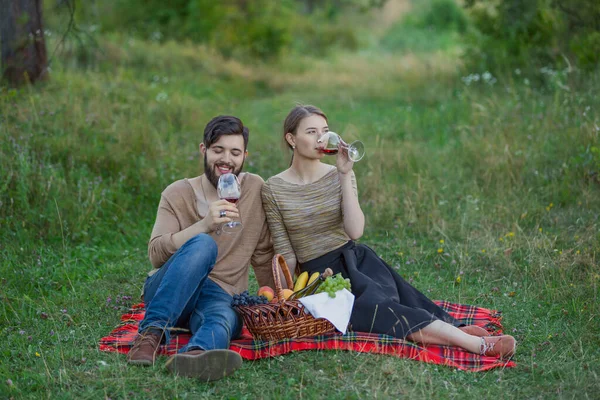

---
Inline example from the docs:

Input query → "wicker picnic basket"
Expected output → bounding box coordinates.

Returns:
[234,254,336,341]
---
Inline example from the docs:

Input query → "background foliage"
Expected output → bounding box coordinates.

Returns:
[78,0,386,59]
[1,0,599,398]
[463,0,600,73]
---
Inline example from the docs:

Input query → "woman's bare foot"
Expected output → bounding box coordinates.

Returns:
[459,325,490,337]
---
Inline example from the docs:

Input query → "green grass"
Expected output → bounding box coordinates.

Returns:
[2,4,600,399]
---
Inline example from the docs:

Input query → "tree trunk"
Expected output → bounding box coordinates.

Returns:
[295,0,316,14]
[0,0,48,85]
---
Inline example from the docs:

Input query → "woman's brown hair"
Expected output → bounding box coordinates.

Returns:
[283,104,328,148]
[283,105,327,164]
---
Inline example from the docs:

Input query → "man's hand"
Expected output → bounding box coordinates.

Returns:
[172,199,239,248]
[202,199,240,233]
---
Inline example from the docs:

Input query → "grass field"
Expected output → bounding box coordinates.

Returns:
[1,2,599,398]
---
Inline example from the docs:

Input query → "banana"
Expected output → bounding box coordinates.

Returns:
[307,272,320,286]
[293,271,309,292]
[289,268,333,300]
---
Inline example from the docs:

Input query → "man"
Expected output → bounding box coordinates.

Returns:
[127,116,275,381]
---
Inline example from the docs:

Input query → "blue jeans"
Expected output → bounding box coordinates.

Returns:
[139,234,242,353]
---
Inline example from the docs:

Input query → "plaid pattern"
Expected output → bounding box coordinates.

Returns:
[99,301,516,372]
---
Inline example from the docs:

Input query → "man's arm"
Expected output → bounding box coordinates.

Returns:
[148,194,238,268]
[171,199,238,248]
[148,195,180,268]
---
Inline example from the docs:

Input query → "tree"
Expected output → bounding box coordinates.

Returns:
[463,0,600,72]
[0,0,48,85]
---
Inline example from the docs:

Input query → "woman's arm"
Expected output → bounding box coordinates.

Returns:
[261,183,298,274]
[339,171,364,240]
[336,145,364,240]
[250,222,277,290]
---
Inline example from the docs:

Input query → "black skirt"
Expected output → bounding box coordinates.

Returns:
[299,241,462,338]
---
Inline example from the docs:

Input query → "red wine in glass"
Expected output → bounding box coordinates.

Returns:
[217,173,243,233]
[318,132,365,161]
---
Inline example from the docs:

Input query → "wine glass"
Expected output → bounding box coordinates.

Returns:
[317,132,365,162]
[217,173,243,234]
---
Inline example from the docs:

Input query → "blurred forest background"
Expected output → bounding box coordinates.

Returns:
[1,0,599,398]
[3,0,600,83]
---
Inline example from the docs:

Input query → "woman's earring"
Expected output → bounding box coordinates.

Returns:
[292,145,296,149]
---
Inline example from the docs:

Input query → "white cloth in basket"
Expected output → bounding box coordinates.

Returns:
[298,289,354,334]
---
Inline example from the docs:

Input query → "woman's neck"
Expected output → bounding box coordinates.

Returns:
[289,158,328,184]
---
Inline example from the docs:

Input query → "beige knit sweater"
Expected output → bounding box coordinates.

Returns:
[147,173,275,295]
[262,169,357,268]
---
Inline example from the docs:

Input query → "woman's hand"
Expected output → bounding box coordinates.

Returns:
[336,140,354,175]
[202,199,240,233]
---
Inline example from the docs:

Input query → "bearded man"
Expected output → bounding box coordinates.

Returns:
[127,116,275,381]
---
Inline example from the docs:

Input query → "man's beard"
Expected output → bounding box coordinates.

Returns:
[204,155,244,188]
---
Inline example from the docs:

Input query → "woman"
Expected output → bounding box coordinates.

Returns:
[261,104,516,359]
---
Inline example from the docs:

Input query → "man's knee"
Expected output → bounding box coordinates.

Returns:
[212,308,240,336]
[191,306,239,337]
[207,302,239,324]
[183,234,218,267]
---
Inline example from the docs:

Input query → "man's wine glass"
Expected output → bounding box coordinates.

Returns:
[217,173,243,234]
[317,132,365,162]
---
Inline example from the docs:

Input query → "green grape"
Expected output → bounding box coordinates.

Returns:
[314,273,352,298]
[316,273,350,297]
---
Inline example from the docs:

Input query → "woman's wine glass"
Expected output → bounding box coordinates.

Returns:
[317,131,365,162]
[217,173,243,234]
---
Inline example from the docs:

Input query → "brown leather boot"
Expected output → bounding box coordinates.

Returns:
[459,325,490,337]
[127,330,163,366]
[165,349,243,381]
[480,335,516,359]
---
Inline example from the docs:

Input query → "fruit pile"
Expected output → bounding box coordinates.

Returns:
[236,268,352,306]
[315,273,351,298]
[231,291,269,307]
[287,268,333,300]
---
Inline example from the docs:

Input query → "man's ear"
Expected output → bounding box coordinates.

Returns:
[200,143,206,155]
[285,132,295,148]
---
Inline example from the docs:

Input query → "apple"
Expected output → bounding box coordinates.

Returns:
[257,286,275,301]
[281,289,294,300]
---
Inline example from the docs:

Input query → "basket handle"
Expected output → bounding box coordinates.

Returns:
[272,254,293,299]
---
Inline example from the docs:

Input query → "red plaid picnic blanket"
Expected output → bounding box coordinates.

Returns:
[99,300,516,372]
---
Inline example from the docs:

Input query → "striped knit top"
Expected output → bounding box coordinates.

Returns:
[262,168,357,267]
